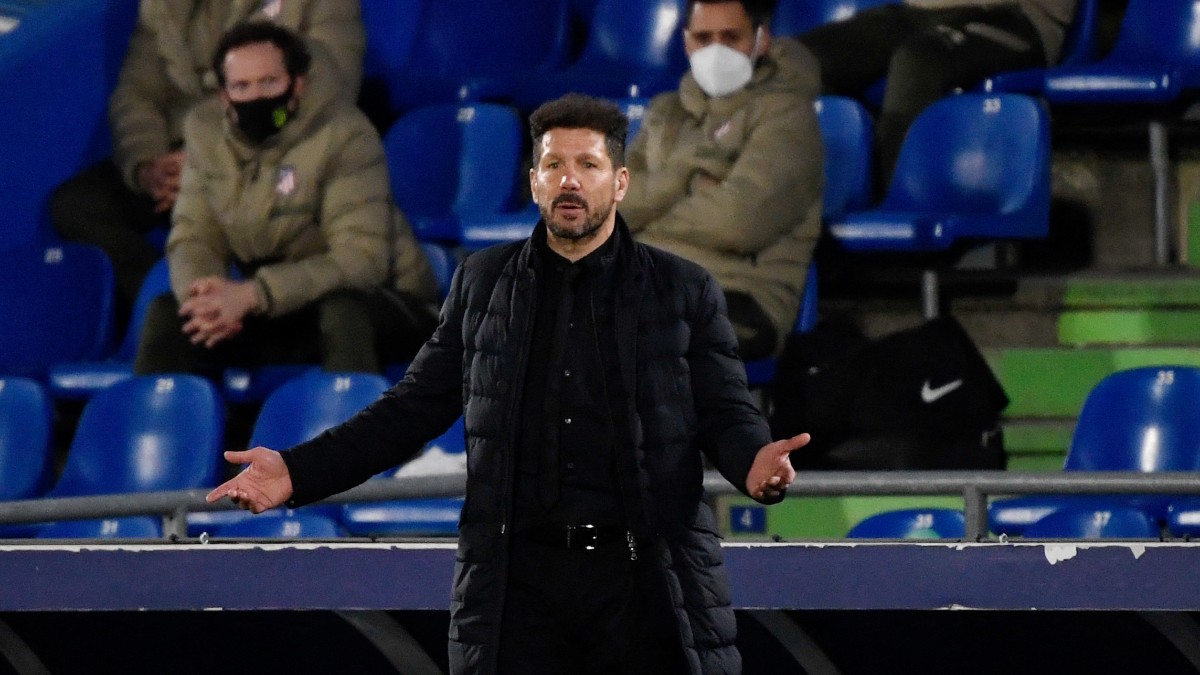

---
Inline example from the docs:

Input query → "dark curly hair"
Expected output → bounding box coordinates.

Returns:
[212,21,312,88]
[528,94,628,168]
[686,0,777,29]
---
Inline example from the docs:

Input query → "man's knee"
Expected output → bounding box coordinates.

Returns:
[888,32,960,91]
[316,290,372,331]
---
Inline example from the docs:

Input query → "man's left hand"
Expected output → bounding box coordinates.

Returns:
[746,433,809,501]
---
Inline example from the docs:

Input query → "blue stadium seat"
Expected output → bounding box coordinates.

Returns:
[828,93,1050,318]
[982,0,1100,93]
[381,0,570,113]
[49,375,224,497]
[1165,498,1200,538]
[814,95,875,219]
[49,256,169,400]
[199,371,390,534]
[1022,506,1161,539]
[0,242,115,379]
[360,0,427,98]
[846,507,965,539]
[772,0,897,36]
[990,366,1200,536]
[0,0,137,247]
[619,96,651,144]
[515,0,690,108]
[213,512,343,539]
[0,377,53,501]
[386,103,526,245]
[35,516,163,539]
[342,416,467,537]
[1040,0,1200,265]
[250,371,390,450]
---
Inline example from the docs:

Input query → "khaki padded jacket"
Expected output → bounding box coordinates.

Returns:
[109,0,364,191]
[167,70,437,318]
[623,38,824,354]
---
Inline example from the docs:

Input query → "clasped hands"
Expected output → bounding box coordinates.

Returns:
[179,276,261,348]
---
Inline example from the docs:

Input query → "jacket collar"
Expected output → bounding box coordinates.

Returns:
[520,213,642,281]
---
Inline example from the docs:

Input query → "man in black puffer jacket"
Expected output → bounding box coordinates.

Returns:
[208,94,809,675]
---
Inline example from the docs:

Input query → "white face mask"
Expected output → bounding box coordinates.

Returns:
[688,27,761,98]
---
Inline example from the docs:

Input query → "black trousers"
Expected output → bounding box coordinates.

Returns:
[50,160,166,330]
[799,4,1047,188]
[726,290,777,361]
[496,537,687,675]
[133,287,437,375]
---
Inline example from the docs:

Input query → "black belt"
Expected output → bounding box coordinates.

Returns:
[516,523,634,552]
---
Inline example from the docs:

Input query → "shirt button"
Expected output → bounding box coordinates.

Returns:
[563,369,571,377]
[564,418,572,424]
[566,462,575,469]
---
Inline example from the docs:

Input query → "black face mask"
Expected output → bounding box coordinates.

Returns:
[230,86,294,145]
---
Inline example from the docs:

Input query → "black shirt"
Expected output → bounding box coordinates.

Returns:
[513,225,625,530]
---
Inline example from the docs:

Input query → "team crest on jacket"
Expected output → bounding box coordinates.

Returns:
[275,165,296,197]
[260,0,282,19]
[713,120,733,141]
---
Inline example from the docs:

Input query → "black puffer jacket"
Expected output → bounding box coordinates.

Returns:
[283,218,776,674]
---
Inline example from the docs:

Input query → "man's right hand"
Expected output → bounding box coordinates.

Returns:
[206,447,294,514]
[136,150,186,213]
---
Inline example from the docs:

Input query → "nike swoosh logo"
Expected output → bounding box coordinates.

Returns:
[921,378,963,403]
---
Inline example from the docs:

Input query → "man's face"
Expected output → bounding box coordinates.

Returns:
[529,128,629,245]
[683,1,766,59]
[220,41,297,104]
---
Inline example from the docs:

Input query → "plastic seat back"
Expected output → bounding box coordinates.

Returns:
[36,516,162,539]
[846,508,965,539]
[1065,366,1200,472]
[385,104,525,238]
[250,371,390,450]
[408,0,569,78]
[815,95,873,219]
[773,0,897,35]
[50,375,224,496]
[361,0,427,83]
[1023,506,1160,539]
[582,0,688,71]
[885,94,1049,220]
[618,96,651,144]
[214,512,343,539]
[0,377,52,500]
[1102,0,1200,66]
[0,242,114,378]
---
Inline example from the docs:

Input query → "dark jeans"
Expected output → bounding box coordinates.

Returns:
[497,536,687,675]
[725,290,777,361]
[50,160,166,329]
[799,4,1047,187]
[133,287,437,375]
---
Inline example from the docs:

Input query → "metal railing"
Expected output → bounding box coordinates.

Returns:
[3,470,1200,541]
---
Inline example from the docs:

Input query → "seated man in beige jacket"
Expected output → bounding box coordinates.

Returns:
[798,0,1076,186]
[134,22,438,376]
[51,0,364,332]
[622,0,823,360]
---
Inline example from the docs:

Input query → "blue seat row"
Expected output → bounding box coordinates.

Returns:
[0,371,466,540]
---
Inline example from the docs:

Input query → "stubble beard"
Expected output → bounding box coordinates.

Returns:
[541,195,614,243]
